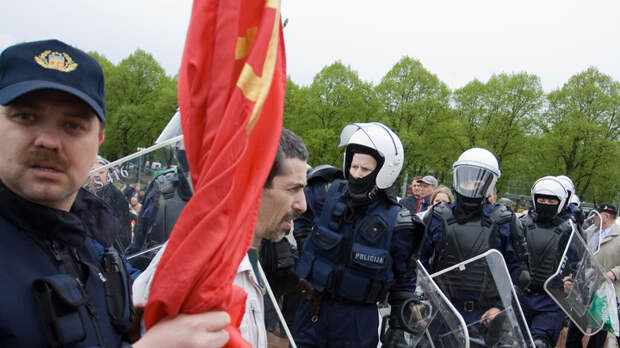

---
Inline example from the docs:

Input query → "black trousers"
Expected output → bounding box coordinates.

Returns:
[565,321,613,348]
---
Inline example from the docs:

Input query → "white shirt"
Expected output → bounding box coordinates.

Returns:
[132,244,268,347]
[234,255,268,348]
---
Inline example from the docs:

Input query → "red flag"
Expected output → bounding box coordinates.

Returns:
[144,0,286,346]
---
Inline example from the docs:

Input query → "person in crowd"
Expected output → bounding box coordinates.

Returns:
[129,191,142,217]
[518,176,573,348]
[292,122,426,348]
[419,148,530,326]
[415,175,438,213]
[89,156,134,250]
[430,185,454,206]
[399,175,422,213]
[0,39,230,348]
[133,127,310,348]
[566,203,620,347]
[417,185,454,221]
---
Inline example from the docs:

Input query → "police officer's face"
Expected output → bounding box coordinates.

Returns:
[459,179,484,192]
[254,157,308,246]
[0,90,104,211]
[349,153,377,179]
[536,197,559,206]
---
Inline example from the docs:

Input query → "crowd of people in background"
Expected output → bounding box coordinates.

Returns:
[2,38,619,348]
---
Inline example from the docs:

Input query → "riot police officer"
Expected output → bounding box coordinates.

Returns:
[556,175,584,227]
[420,148,530,324]
[519,176,572,348]
[292,122,425,348]
[125,111,193,269]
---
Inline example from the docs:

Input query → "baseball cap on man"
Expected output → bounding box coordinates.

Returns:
[597,203,617,217]
[0,39,105,121]
[417,175,438,187]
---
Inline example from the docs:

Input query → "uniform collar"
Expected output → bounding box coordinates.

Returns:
[0,180,117,248]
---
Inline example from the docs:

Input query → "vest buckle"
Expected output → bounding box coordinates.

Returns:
[463,301,475,312]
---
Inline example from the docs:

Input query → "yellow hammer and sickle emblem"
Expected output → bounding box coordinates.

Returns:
[235,0,281,135]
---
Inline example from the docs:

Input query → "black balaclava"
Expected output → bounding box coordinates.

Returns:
[454,192,484,224]
[534,195,559,224]
[344,144,384,209]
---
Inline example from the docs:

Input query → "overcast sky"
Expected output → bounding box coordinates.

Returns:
[2,0,619,92]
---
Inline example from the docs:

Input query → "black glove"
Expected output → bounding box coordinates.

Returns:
[518,269,531,292]
[382,292,428,348]
[484,312,510,347]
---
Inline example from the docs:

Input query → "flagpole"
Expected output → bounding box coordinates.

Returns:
[126,244,165,260]
[256,261,298,348]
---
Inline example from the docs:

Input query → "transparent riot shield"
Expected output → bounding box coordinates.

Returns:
[404,261,469,348]
[583,210,603,254]
[430,249,535,348]
[84,135,188,270]
[544,221,610,336]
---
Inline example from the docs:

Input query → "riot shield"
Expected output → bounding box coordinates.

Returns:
[404,261,469,348]
[84,135,188,269]
[430,249,535,348]
[544,222,610,335]
[583,210,603,254]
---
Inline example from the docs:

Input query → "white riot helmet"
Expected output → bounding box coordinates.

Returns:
[569,193,581,207]
[531,176,568,217]
[556,175,576,210]
[338,122,404,189]
[452,148,500,199]
[556,175,575,194]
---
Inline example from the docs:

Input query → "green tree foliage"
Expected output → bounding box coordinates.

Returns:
[375,57,454,184]
[284,61,374,167]
[89,47,619,204]
[284,59,618,203]
[90,49,178,160]
[537,67,620,202]
[453,73,544,193]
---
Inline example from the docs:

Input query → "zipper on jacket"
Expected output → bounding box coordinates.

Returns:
[77,278,107,348]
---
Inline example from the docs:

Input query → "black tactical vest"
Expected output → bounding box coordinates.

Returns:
[430,203,503,304]
[521,215,572,292]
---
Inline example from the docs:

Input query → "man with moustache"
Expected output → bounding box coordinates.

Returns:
[133,127,309,348]
[0,39,229,348]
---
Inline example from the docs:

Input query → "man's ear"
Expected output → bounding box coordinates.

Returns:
[98,129,105,146]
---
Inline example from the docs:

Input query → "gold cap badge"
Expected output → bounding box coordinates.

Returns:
[34,50,78,72]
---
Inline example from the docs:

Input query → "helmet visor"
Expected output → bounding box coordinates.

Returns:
[453,165,496,198]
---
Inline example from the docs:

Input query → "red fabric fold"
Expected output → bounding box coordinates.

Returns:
[144,0,286,346]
